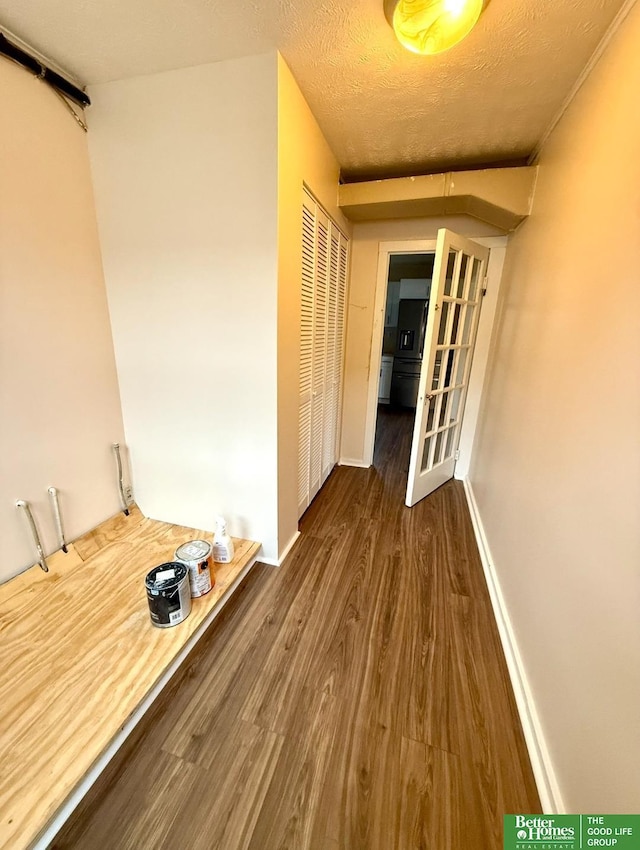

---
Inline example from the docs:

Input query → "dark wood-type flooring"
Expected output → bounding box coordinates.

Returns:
[53,406,540,850]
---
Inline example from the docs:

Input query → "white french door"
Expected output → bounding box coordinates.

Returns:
[405,229,489,507]
[298,190,349,517]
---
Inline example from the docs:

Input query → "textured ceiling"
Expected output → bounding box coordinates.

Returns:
[0,0,628,179]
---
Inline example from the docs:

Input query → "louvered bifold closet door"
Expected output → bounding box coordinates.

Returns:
[322,227,340,480]
[298,198,316,516]
[309,208,329,502]
[298,189,350,519]
[333,236,348,454]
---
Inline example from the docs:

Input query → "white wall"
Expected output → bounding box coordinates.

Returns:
[470,2,640,812]
[0,59,125,583]
[277,55,349,559]
[88,54,280,558]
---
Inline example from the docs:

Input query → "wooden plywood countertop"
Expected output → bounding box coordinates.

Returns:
[0,506,261,850]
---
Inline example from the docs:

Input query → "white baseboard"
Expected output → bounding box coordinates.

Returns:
[258,557,280,567]
[259,530,301,567]
[339,457,371,468]
[279,530,301,564]
[462,477,564,815]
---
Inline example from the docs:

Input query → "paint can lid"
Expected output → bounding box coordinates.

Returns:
[145,562,188,591]
[175,540,212,562]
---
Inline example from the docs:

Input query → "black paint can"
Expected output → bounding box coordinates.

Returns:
[145,562,192,628]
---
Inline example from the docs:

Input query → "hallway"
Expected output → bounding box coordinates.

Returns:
[55,407,540,850]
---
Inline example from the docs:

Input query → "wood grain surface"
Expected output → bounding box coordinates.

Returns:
[0,508,260,850]
[53,407,541,850]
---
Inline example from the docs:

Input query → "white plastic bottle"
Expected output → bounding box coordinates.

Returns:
[212,515,234,563]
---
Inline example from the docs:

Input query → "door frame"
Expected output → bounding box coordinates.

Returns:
[361,235,508,476]
[362,240,436,466]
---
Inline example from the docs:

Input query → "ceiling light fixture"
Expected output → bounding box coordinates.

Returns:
[384,0,487,56]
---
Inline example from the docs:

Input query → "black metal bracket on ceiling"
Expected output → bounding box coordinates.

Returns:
[0,32,90,108]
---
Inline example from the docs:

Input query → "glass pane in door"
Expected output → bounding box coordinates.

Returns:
[433,431,445,465]
[462,305,475,344]
[456,253,469,298]
[443,250,457,296]
[450,303,462,344]
[444,425,457,460]
[432,349,444,390]
[468,257,482,301]
[425,395,437,432]
[449,388,462,423]
[421,435,432,471]
[455,349,468,385]
[437,302,451,345]
[438,392,450,427]
[443,349,456,388]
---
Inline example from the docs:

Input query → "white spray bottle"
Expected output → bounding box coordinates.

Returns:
[212,515,234,563]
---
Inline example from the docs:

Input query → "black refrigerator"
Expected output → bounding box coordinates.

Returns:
[390,299,428,408]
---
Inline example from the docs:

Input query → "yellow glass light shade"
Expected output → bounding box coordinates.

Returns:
[390,0,484,55]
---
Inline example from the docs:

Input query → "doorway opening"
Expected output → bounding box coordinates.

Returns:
[373,251,435,477]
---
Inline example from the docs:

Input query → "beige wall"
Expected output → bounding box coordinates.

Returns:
[88,54,280,560]
[341,216,503,464]
[470,3,640,812]
[0,59,125,583]
[276,55,349,557]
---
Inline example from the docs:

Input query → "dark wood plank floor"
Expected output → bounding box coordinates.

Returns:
[53,406,540,850]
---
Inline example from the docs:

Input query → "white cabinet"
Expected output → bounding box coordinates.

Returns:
[378,356,393,404]
[298,190,349,518]
[399,278,431,300]
[385,281,400,327]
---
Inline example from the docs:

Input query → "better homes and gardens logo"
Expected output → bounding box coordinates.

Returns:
[505,815,640,850]
[511,815,577,847]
